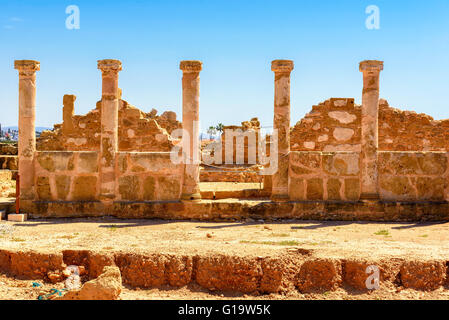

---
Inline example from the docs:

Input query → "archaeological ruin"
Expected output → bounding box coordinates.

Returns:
[8,58,449,221]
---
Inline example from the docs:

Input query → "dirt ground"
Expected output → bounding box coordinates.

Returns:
[1,218,449,300]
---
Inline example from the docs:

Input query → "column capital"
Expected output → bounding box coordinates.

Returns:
[14,60,40,76]
[97,59,122,74]
[359,60,384,73]
[180,60,202,73]
[271,60,294,73]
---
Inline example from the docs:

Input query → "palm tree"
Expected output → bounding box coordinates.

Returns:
[207,126,217,139]
[215,123,224,134]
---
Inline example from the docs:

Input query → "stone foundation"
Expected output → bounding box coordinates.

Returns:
[25,199,449,222]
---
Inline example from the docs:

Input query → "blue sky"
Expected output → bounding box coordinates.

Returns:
[1,0,449,131]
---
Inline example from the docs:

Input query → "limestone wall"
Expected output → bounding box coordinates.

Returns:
[116,152,183,201]
[35,151,99,201]
[378,152,449,201]
[288,152,361,201]
[291,98,361,152]
[34,151,183,202]
[220,118,261,164]
[37,99,181,152]
[291,98,449,152]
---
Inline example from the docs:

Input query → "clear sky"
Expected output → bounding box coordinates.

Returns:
[1,0,449,132]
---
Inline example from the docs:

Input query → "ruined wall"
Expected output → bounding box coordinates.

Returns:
[291,98,361,152]
[288,152,360,201]
[220,118,261,164]
[116,152,183,201]
[288,150,449,202]
[34,151,183,202]
[35,151,99,201]
[37,97,181,152]
[291,98,449,152]
[378,152,449,201]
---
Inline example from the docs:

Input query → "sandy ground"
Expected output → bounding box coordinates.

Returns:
[1,218,449,260]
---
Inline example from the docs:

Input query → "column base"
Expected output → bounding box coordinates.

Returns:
[360,193,380,200]
[181,192,202,201]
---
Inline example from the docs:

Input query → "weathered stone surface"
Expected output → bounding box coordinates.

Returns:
[72,176,97,200]
[296,259,342,293]
[289,178,305,200]
[157,176,181,200]
[78,152,98,173]
[345,178,360,200]
[380,176,415,200]
[323,153,359,176]
[118,176,140,200]
[333,128,354,142]
[56,266,122,300]
[36,176,51,200]
[307,178,323,200]
[400,261,446,291]
[143,176,156,200]
[55,175,71,200]
[327,178,341,200]
[416,177,445,200]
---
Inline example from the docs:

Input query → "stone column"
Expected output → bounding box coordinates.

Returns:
[271,60,294,201]
[180,60,202,200]
[359,60,383,199]
[14,60,40,204]
[62,94,76,134]
[97,59,122,202]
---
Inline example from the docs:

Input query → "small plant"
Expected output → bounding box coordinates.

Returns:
[270,233,290,237]
[419,234,428,238]
[374,230,390,236]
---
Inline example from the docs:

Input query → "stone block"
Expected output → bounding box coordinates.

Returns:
[306,178,324,200]
[8,214,27,222]
[143,176,156,200]
[416,177,445,200]
[323,153,359,176]
[156,176,181,200]
[380,176,415,200]
[72,176,97,200]
[77,152,98,173]
[118,175,140,200]
[55,175,71,200]
[327,178,341,200]
[36,176,52,200]
[344,178,360,200]
[289,178,305,200]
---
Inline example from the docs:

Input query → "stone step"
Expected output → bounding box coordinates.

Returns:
[0,198,15,214]
[200,189,270,200]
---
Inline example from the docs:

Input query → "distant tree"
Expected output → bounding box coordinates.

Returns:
[207,126,217,139]
[215,123,224,134]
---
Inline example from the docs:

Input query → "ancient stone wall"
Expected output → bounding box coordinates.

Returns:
[35,151,100,201]
[37,97,181,152]
[34,151,183,202]
[288,152,360,201]
[378,152,449,201]
[220,118,261,164]
[116,152,182,201]
[291,99,449,152]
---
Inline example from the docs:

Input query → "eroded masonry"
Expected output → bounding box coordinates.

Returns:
[13,59,449,220]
